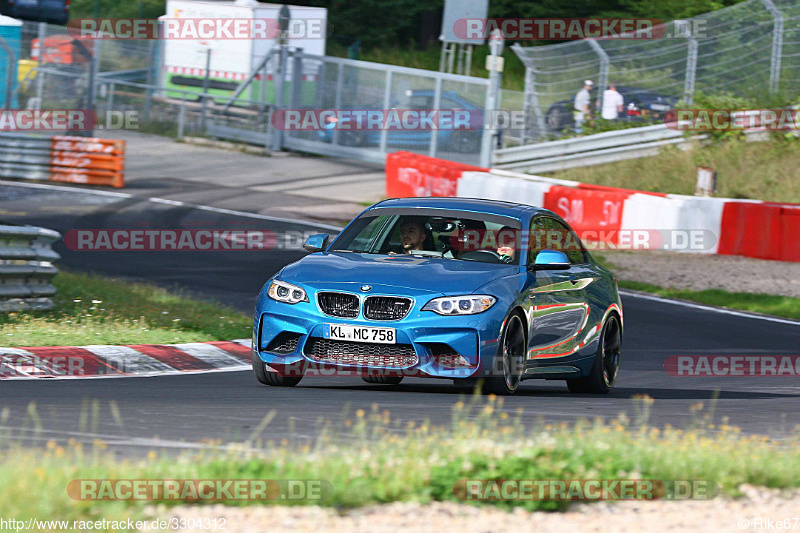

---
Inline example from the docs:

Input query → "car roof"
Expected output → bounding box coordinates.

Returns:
[372,197,544,219]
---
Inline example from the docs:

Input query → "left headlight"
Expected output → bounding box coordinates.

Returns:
[422,295,496,316]
[267,280,309,305]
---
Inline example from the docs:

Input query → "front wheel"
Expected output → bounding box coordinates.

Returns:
[484,313,526,395]
[252,350,304,387]
[567,314,621,394]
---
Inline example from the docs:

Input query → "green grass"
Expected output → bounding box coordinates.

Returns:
[0,271,251,347]
[591,253,800,320]
[545,138,800,203]
[617,281,800,320]
[1,397,799,529]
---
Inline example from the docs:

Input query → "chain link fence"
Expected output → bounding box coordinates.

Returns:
[513,0,800,142]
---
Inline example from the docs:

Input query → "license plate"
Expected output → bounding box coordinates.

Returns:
[323,324,396,344]
[650,104,670,111]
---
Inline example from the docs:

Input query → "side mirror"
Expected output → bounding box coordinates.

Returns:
[529,249,570,271]
[303,233,329,253]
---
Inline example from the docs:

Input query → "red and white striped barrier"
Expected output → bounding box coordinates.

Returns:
[385,152,800,262]
[0,340,251,379]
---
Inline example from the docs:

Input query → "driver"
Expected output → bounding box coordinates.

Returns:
[496,226,518,263]
[397,218,428,254]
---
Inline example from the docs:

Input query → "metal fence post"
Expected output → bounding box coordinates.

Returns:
[271,44,289,151]
[106,81,115,128]
[428,76,442,157]
[35,22,45,107]
[684,37,698,104]
[201,48,211,131]
[331,62,344,147]
[480,30,503,168]
[177,94,186,140]
[144,39,157,123]
[588,40,609,111]
[289,47,303,110]
[378,69,392,154]
[518,54,546,143]
[760,0,784,93]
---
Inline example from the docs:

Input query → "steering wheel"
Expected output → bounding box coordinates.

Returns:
[458,250,503,263]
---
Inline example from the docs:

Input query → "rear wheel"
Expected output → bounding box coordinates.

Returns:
[361,375,404,385]
[484,313,526,396]
[567,314,621,394]
[252,349,304,387]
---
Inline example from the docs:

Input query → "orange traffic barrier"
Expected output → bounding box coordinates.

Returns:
[48,135,126,188]
[385,152,487,198]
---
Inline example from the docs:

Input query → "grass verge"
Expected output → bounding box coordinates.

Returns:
[544,138,800,204]
[617,281,800,321]
[1,397,799,530]
[590,254,800,320]
[0,271,251,347]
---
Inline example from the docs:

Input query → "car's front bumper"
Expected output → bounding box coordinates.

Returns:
[253,296,509,380]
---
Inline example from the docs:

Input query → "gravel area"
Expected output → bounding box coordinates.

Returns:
[147,486,799,533]
[601,251,800,298]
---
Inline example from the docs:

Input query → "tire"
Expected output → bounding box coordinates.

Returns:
[448,130,480,153]
[546,105,571,133]
[484,312,527,396]
[252,349,304,387]
[567,314,621,394]
[361,375,404,385]
[340,130,366,147]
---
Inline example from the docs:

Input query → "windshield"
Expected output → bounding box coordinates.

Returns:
[330,212,522,266]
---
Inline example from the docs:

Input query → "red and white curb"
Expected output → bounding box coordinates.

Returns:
[0,339,251,379]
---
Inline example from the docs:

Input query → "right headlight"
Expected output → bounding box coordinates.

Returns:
[267,280,309,305]
[422,295,496,316]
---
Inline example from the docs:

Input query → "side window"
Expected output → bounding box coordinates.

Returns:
[541,218,587,265]
[528,217,546,264]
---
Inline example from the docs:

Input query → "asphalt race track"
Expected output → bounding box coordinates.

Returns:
[1,181,799,455]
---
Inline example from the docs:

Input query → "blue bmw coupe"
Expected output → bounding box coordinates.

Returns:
[252,197,623,395]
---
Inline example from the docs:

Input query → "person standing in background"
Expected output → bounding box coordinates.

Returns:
[573,80,593,134]
[601,83,625,121]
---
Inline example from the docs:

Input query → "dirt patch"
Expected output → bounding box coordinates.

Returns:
[599,251,800,298]
[147,486,799,533]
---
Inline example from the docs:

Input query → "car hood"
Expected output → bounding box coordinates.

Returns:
[278,252,515,296]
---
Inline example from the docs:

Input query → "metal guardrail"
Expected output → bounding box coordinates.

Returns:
[492,124,690,173]
[0,132,126,188]
[0,224,60,312]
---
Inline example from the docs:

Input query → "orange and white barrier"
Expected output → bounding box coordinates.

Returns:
[0,133,126,189]
[385,152,800,262]
[48,136,126,188]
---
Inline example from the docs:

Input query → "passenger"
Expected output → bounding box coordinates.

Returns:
[496,226,518,263]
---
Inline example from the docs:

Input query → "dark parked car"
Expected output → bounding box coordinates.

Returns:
[0,0,69,25]
[544,85,679,133]
[318,90,484,154]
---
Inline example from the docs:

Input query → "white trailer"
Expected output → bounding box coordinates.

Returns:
[160,0,327,103]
